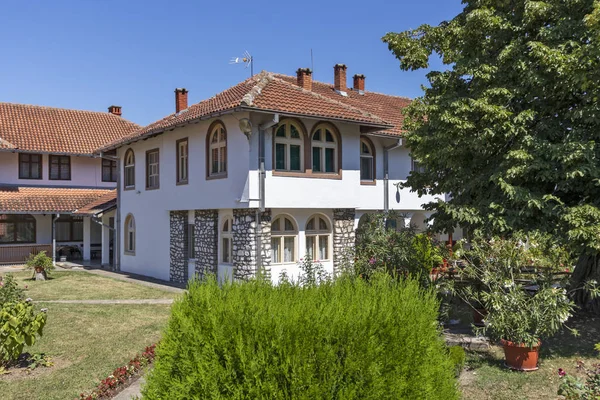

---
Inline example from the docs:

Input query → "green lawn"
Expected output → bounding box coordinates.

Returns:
[0,270,177,400]
[460,314,600,400]
[6,270,179,300]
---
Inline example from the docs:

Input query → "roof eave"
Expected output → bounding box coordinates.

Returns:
[0,148,98,157]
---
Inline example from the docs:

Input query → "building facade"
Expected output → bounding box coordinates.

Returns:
[103,65,462,284]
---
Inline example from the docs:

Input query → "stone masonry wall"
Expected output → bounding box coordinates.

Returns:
[169,211,188,283]
[194,209,218,280]
[333,208,356,273]
[232,209,271,281]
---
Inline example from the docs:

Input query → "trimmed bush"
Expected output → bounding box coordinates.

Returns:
[143,274,459,399]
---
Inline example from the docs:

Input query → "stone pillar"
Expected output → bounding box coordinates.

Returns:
[333,208,356,273]
[194,210,218,279]
[169,211,188,283]
[232,208,271,281]
[83,217,91,261]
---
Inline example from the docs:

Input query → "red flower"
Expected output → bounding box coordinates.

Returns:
[558,368,566,377]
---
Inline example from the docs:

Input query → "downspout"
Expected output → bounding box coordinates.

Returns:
[52,214,60,266]
[383,139,403,213]
[101,152,120,271]
[255,114,279,276]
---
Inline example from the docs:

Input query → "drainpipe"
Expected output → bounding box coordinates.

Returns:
[101,152,120,271]
[383,138,403,213]
[255,114,279,275]
[52,214,60,266]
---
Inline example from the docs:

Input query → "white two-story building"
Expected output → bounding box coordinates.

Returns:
[101,65,462,284]
[0,103,139,265]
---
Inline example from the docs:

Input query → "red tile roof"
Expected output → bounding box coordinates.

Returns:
[0,187,115,213]
[0,103,140,155]
[100,71,399,151]
[73,190,116,216]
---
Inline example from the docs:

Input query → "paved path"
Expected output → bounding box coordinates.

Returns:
[34,299,174,304]
[113,375,146,400]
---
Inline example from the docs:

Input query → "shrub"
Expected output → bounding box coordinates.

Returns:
[448,346,466,377]
[25,251,54,279]
[143,274,459,400]
[0,300,47,366]
[0,274,25,305]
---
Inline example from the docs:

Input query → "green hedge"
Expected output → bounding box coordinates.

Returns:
[143,274,458,399]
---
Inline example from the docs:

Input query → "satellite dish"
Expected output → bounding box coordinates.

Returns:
[239,118,253,141]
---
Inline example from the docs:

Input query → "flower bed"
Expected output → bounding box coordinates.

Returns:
[78,344,156,400]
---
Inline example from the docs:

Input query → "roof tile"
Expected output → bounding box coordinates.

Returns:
[0,187,115,213]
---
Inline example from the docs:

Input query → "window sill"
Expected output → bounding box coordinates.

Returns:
[124,186,135,191]
[176,180,189,186]
[124,251,135,256]
[360,180,377,186]
[145,186,160,191]
[272,170,342,180]
[206,173,227,181]
[19,177,43,180]
[271,261,299,266]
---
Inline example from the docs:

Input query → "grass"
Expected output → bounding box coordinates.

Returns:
[459,313,600,400]
[0,269,177,399]
[5,270,179,300]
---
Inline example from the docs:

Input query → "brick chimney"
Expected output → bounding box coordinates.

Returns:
[353,74,365,92]
[296,68,312,91]
[108,105,122,116]
[334,64,347,92]
[175,88,188,113]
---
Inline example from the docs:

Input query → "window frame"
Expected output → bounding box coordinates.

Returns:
[311,123,339,174]
[411,157,425,174]
[273,120,305,173]
[55,214,84,242]
[221,216,233,264]
[206,121,227,180]
[48,155,71,181]
[0,214,36,244]
[145,148,160,190]
[305,214,332,261]
[18,153,43,180]
[124,149,135,190]
[124,214,135,255]
[176,138,189,185]
[271,215,298,265]
[360,136,376,184]
[102,158,117,182]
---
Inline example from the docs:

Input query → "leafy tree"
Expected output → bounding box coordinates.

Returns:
[383,0,600,310]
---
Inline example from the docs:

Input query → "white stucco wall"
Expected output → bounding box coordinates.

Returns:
[0,152,116,188]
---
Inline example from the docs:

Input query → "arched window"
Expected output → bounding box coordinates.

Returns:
[305,215,331,261]
[124,214,135,254]
[124,149,135,189]
[0,214,35,244]
[274,121,304,172]
[271,215,298,264]
[221,216,233,264]
[208,123,227,177]
[311,124,338,173]
[360,137,375,182]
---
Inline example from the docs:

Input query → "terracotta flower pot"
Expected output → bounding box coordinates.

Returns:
[472,308,487,327]
[500,339,540,371]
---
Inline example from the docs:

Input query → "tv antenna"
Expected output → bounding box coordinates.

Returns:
[229,50,254,77]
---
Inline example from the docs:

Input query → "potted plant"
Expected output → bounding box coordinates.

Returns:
[25,251,54,281]
[456,235,576,370]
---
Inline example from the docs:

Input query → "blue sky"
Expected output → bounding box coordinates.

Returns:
[0,0,463,126]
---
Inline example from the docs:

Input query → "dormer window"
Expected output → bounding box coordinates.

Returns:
[274,121,304,172]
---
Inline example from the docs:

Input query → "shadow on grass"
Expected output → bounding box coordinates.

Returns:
[541,312,600,359]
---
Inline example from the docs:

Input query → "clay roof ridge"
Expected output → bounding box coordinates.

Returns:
[0,102,141,125]
[241,71,273,106]
[270,76,392,125]
[0,137,16,149]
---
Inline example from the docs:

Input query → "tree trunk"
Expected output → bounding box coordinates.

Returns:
[34,269,46,281]
[570,253,600,313]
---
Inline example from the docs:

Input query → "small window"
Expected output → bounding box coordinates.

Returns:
[305,215,331,261]
[221,216,233,264]
[311,124,338,173]
[274,121,304,172]
[183,222,195,260]
[207,123,227,177]
[102,159,117,182]
[360,138,375,181]
[49,155,71,180]
[176,139,189,184]
[271,215,298,264]
[18,153,42,179]
[411,157,425,173]
[146,149,160,189]
[125,214,135,254]
[124,149,135,189]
